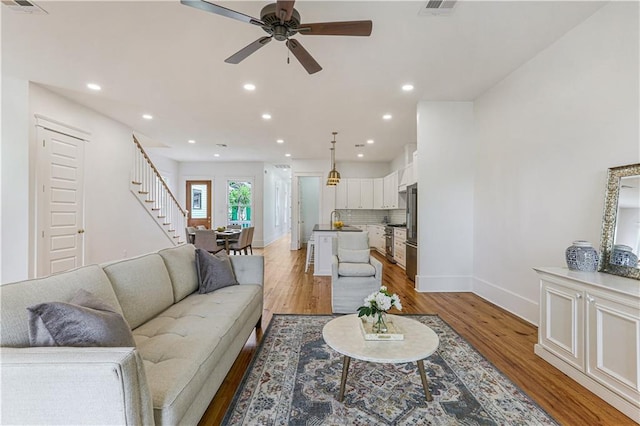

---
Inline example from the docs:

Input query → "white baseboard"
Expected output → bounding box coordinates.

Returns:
[414,274,539,325]
[472,276,539,325]
[415,275,473,292]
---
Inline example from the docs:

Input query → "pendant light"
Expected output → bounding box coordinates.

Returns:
[326,131,341,186]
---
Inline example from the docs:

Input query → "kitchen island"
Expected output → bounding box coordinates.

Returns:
[312,224,363,276]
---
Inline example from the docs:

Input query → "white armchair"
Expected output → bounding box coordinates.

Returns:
[331,232,383,314]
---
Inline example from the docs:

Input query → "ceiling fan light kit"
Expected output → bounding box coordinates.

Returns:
[181,0,372,74]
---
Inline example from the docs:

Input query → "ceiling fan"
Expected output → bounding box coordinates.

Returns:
[181,0,373,74]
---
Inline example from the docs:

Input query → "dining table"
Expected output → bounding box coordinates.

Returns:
[214,229,241,253]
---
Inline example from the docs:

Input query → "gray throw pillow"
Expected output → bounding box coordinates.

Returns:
[338,248,371,263]
[27,289,136,347]
[195,248,239,294]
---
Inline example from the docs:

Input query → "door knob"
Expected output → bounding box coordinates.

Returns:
[77,229,85,234]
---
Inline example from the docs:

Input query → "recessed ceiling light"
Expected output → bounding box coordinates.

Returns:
[382,114,392,120]
[262,113,272,120]
[402,84,414,92]
[142,114,153,120]
[285,153,291,157]
[243,83,256,91]
[367,139,375,144]
[87,83,101,91]
[188,139,196,144]
[214,154,220,157]
[276,139,284,144]
[357,153,364,158]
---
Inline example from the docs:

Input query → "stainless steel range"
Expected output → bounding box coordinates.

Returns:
[384,224,405,263]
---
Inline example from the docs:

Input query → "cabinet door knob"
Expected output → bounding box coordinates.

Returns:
[586,295,595,303]
[576,293,582,299]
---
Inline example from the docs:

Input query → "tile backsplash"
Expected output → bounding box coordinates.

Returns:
[337,209,406,225]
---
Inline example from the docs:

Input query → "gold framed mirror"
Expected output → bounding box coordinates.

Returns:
[599,163,640,279]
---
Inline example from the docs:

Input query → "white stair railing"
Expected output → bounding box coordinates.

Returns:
[131,135,187,245]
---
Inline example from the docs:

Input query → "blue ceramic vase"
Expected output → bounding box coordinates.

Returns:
[565,241,599,272]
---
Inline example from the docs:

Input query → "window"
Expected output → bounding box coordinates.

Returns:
[227,180,252,227]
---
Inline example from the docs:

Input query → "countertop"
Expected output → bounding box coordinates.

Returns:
[313,224,363,232]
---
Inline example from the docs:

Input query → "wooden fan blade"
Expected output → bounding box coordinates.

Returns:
[275,0,295,24]
[181,0,265,27]
[298,20,373,36]
[286,39,322,74]
[225,37,272,64]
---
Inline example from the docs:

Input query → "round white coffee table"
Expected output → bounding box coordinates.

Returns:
[322,314,440,402]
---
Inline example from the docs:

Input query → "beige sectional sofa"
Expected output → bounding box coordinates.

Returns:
[0,244,264,425]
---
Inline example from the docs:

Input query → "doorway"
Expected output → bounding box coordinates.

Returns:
[186,180,212,229]
[35,118,89,277]
[298,176,320,246]
[227,180,252,227]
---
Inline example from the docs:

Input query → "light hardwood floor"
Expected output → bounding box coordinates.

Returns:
[198,235,635,425]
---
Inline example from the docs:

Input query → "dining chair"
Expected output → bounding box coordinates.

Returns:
[229,227,253,255]
[196,225,207,230]
[193,229,224,254]
[246,226,255,255]
[185,226,196,244]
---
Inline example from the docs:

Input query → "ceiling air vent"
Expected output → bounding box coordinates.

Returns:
[274,164,291,169]
[1,0,47,14]
[419,0,456,16]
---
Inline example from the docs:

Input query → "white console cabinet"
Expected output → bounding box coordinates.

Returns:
[534,267,640,422]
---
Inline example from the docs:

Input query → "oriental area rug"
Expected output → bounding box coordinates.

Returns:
[223,314,558,426]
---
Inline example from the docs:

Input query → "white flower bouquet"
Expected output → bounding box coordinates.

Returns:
[357,286,402,333]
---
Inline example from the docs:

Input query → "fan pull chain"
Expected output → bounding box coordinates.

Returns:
[287,43,290,64]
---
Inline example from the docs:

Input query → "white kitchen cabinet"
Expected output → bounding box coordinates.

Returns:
[383,171,399,209]
[534,268,640,421]
[335,180,348,209]
[346,178,374,209]
[367,224,385,253]
[373,178,384,210]
[401,163,413,191]
[394,228,407,268]
[360,179,374,209]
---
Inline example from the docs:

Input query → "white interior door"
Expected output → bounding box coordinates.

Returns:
[299,177,320,244]
[37,124,86,277]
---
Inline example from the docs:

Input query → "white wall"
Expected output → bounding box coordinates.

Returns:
[415,102,475,292]
[29,85,174,270]
[472,2,639,324]
[335,161,390,178]
[262,163,291,247]
[1,83,174,283]
[1,77,30,283]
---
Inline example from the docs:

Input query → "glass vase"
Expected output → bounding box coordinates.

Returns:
[373,312,388,334]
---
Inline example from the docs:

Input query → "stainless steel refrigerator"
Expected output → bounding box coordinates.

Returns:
[406,183,417,282]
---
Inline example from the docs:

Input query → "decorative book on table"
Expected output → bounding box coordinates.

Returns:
[359,317,404,341]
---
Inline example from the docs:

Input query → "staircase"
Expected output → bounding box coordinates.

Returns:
[131,135,187,245]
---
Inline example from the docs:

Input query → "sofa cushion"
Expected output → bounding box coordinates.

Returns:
[338,248,371,263]
[158,244,199,303]
[27,289,136,348]
[338,262,376,277]
[133,284,263,424]
[0,265,124,347]
[102,254,174,329]
[195,249,238,294]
